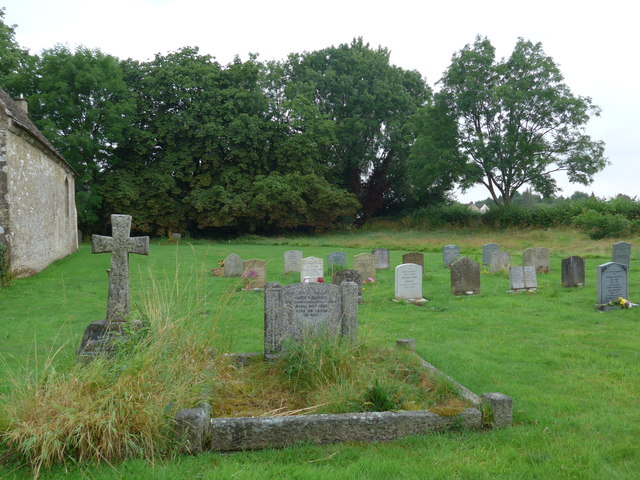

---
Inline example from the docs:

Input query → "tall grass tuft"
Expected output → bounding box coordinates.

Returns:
[0,262,228,478]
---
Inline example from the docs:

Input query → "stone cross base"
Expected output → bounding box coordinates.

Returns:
[77,319,141,360]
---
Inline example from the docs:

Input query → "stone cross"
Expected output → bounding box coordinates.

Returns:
[92,214,149,323]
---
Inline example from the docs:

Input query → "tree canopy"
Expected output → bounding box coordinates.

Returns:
[417,36,607,207]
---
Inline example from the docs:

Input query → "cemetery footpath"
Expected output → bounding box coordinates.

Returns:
[0,237,639,479]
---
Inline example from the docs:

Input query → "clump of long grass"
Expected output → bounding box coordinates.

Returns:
[0,261,231,478]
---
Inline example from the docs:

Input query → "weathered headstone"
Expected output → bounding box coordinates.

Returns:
[333,269,363,303]
[242,259,266,290]
[394,263,425,303]
[78,214,149,358]
[327,252,347,271]
[443,245,460,266]
[224,253,243,277]
[450,257,480,295]
[402,252,424,271]
[371,248,390,270]
[483,243,500,265]
[284,250,303,275]
[170,232,182,243]
[301,256,324,283]
[612,242,631,268]
[264,282,358,357]
[523,247,550,274]
[597,262,628,309]
[354,253,376,283]
[489,252,510,273]
[562,256,585,287]
[509,266,537,291]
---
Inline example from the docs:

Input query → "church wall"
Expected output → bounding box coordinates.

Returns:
[4,122,78,276]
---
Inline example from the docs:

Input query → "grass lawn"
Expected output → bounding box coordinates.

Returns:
[1,227,639,479]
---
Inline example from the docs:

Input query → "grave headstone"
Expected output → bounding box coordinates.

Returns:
[224,253,243,277]
[371,248,390,270]
[394,263,425,303]
[333,269,363,303]
[171,232,182,243]
[301,256,324,283]
[489,252,510,273]
[597,262,628,309]
[242,259,266,290]
[450,257,480,295]
[483,243,500,265]
[509,266,537,291]
[327,252,347,271]
[264,282,358,357]
[443,245,460,266]
[612,242,631,268]
[284,250,303,275]
[562,256,585,287]
[402,252,424,271]
[354,253,376,283]
[78,214,149,359]
[523,247,550,274]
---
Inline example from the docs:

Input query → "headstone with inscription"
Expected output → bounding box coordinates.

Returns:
[371,248,390,270]
[402,252,424,271]
[242,259,266,290]
[612,242,631,268]
[443,245,460,266]
[489,252,510,273]
[78,214,150,359]
[450,257,480,295]
[597,262,628,309]
[264,282,358,357]
[332,269,363,303]
[509,266,537,292]
[394,263,425,303]
[327,252,347,271]
[483,244,500,265]
[224,253,243,277]
[354,253,376,283]
[523,247,550,274]
[301,256,324,283]
[284,250,303,275]
[562,256,585,287]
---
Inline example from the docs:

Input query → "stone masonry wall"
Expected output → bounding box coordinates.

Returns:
[4,120,77,276]
[0,108,10,254]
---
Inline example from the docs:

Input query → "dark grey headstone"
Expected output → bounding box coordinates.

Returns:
[333,269,362,303]
[402,252,424,271]
[612,242,631,268]
[394,263,423,300]
[224,253,243,277]
[443,245,460,266]
[284,250,303,274]
[523,247,550,273]
[327,252,347,270]
[371,248,390,270]
[562,256,585,287]
[597,262,628,307]
[264,282,358,356]
[450,257,480,295]
[483,244,500,265]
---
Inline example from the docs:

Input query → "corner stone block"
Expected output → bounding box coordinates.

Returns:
[481,392,512,428]
[174,403,212,454]
[396,338,416,351]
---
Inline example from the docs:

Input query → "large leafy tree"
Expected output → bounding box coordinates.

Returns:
[282,38,431,219]
[425,36,607,206]
[0,8,36,93]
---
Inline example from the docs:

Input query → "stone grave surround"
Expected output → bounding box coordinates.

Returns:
[242,259,266,289]
[301,256,324,283]
[562,256,585,287]
[394,263,424,302]
[450,257,480,295]
[611,242,631,268]
[78,214,149,358]
[284,250,303,274]
[264,282,358,357]
[522,247,550,274]
[371,248,390,270]
[597,262,628,308]
[224,253,243,277]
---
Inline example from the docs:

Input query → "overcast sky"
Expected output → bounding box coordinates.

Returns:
[3,0,637,203]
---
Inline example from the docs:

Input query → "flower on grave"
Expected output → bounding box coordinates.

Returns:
[595,296,636,310]
[242,269,259,281]
[217,260,224,267]
[368,277,375,283]
[317,277,324,283]
[618,297,631,308]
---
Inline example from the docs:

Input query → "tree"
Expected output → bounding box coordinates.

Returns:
[426,36,607,207]
[0,8,37,95]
